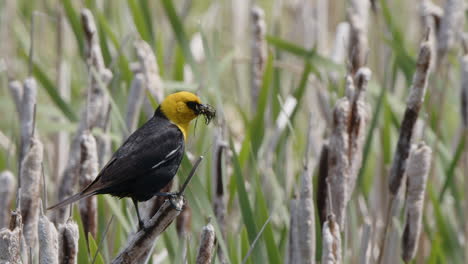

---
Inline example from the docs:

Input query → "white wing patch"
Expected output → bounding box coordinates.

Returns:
[152,145,181,169]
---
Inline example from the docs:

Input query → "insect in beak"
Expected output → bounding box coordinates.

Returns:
[197,104,216,124]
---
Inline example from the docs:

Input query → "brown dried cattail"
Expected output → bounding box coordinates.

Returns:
[321,214,342,264]
[419,0,443,71]
[316,143,329,226]
[287,197,300,264]
[8,80,23,116]
[460,40,468,128]
[195,222,216,264]
[0,221,22,263]
[38,202,59,264]
[389,39,431,196]
[135,39,164,104]
[298,115,316,264]
[79,132,98,238]
[56,8,112,224]
[250,5,266,111]
[348,68,371,195]
[358,220,372,264]
[401,144,432,262]
[436,0,465,66]
[347,0,370,74]
[20,136,43,252]
[111,197,184,264]
[125,74,145,138]
[58,219,79,264]
[327,99,349,227]
[0,171,16,229]
[20,77,37,162]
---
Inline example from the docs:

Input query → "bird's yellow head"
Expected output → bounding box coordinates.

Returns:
[159,91,215,140]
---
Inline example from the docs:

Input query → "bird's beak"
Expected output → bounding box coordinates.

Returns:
[197,103,216,124]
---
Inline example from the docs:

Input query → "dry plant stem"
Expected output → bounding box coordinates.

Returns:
[420,0,443,72]
[436,0,465,66]
[327,98,349,227]
[58,219,79,264]
[20,136,43,252]
[0,171,16,228]
[321,215,342,264]
[402,144,432,262]
[56,8,112,224]
[125,74,145,138]
[212,125,227,263]
[134,39,164,104]
[316,143,329,226]
[20,78,37,163]
[298,115,316,264]
[79,132,98,238]
[195,223,215,264]
[111,197,184,264]
[358,220,371,264]
[347,0,370,74]
[250,5,266,111]
[381,39,431,263]
[388,40,431,196]
[460,42,468,128]
[8,80,23,116]
[287,198,300,264]
[38,202,59,264]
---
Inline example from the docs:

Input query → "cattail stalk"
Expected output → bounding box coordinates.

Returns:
[20,136,43,252]
[111,197,184,264]
[8,80,23,116]
[125,74,145,138]
[419,0,443,71]
[401,144,432,262]
[56,8,112,223]
[195,222,216,264]
[58,219,79,264]
[380,37,432,262]
[347,0,370,74]
[20,78,37,163]
[250,5,266,111]
[326,68,370,228]
[0,171,16,228]
[321,214,342,264]
[287,197,300,264]
[389,39,431,196]
[298,115,316,264]
[38,202,59,264]
[436,0,465,66]
[79,132,98,238]
[212,125,227,263]
[460,40,468,128]
[358,220,372,264]
[316,143,329,226]
[134,39,164,104]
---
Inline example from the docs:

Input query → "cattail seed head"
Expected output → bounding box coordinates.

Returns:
[0,171,16,229]
[38,202,59,264]
[195,223,216,264]
[402,144,432,262]
[58,219,79,264]
[20,136,43,251]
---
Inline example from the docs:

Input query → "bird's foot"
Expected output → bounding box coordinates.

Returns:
[138,220,146,231]
[154,191,178,197]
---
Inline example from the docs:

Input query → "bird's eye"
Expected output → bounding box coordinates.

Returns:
[186,101,199,113]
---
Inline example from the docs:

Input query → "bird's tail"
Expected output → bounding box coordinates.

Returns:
[47,191,96,210]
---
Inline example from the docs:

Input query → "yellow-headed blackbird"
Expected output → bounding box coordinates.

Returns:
[48,91,215,229]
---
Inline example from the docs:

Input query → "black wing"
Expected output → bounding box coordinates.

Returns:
[83,115,184,194]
